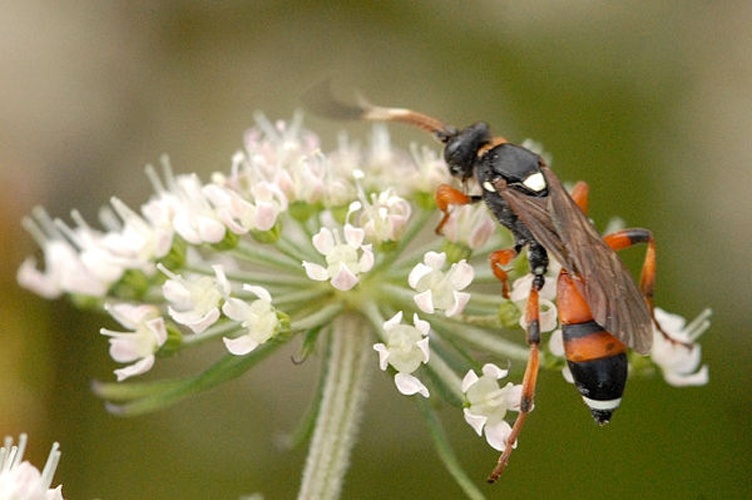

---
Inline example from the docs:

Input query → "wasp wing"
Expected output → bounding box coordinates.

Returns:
[493,166,653,354]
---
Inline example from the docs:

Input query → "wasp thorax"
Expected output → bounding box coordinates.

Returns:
[490,144,547,195]
[443,122,491,180]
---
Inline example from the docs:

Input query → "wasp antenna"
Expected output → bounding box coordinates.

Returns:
[361,105,456,141]
[303,80,456,142]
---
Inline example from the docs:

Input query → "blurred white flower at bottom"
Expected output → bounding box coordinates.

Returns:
[0,434,64,500]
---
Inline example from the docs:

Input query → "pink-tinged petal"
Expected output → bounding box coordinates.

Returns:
[343,224,365,247]
[444,291,470,317]
[161,279,192,306]
[212,265,231,295]
[502,382,523,410]
[109,303,161,329]
[373,343,390,370]
[330,263,359,291]
[416,337,431,363]
[197,216,226,243]
[483,419,514,452]
[462,407,487,436]
[144,317,168,347]
[413,290,435,314]
[17,257,61,299]
[311,228,335,254]
[172,212,201,244]
[358,245,374,272]
[114,356,155,381]
[254,203,278,231]
[104,335,141,363]
[394,372,429,397]
[423,251,446,270]
[169,307,220,334]
[302,262,329,281]
[408,262,432,289]
[448,260,474,289]
[468,218,495,249]
[223,335,259,356]
[461,370,480,393]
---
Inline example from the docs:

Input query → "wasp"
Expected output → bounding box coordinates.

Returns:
[305,84,661,483]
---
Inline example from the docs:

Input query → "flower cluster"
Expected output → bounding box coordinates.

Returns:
[17,113,710,497]
[0,434,63,499]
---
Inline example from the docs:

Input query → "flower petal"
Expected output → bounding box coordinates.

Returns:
[483,419,514,451]
[223,335,259,356]
[463,407,487,436]
[302,262,329,281]
[394,372,429,397]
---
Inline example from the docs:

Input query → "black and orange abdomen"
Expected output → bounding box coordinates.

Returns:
[558,270,628,424]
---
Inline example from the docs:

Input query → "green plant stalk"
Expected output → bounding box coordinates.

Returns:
[298,313,374,499]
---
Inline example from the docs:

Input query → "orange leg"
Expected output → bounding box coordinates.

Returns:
[434,183,481,234]
[603,229,657,310]
[570,181,657,311]
[569,181,589,213]
[489,248,519,298]
[488,283,542,482]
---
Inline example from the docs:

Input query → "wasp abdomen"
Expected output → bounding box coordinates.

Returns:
[558,272,628,424]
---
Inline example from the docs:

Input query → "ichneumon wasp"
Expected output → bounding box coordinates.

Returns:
[306,83,670,483]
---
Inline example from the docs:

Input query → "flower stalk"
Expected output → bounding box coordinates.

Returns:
[298,314,374,500]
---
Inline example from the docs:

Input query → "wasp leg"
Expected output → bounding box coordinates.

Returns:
[489,247,520,299]
[569,181,589,213]
[602,229,656,311]
[570,180,656,312]
[434,183,482,234]
[601,228,686,349]
[488,276,543,483]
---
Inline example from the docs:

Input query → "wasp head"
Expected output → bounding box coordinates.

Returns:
[442,122,491,181]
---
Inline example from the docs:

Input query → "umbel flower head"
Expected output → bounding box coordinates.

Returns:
[17,112,710,498]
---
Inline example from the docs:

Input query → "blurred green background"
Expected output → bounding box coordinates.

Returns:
[2,2,750,498]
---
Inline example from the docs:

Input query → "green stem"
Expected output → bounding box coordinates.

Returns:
[298,313,374,500]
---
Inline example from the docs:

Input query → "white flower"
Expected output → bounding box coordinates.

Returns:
[349,183,412,244]
[99,197,174,271]
[437,202,496,250]
[160,265,226,334]
[202,180,288,234]
[509,272,559,333]
[17,210,116,298]
[651,308,710,387]
[222,285,280,355]
[408,251,473,317]
[170,174,227,245]
[302,224,374,291]
[373,312,431,397]
[17,239,100,299]
[462,363,523,451]
[100,303,168,381]
[0,434,64,500]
